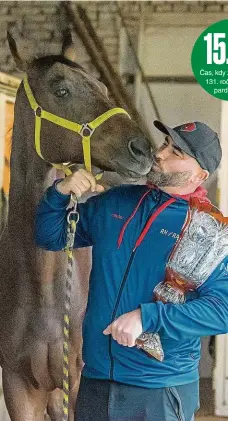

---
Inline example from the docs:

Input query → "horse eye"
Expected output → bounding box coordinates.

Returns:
[55,88,69,98]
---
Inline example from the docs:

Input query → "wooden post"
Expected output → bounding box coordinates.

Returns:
[61,2,155,147]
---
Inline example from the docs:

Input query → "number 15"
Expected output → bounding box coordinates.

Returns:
[204,33,226,65]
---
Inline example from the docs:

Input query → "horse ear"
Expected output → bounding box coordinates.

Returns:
[62,30,77,63]
[7,32,28,72]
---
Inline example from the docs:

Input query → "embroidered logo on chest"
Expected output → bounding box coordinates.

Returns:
[160,228,179,240]
[112,213,124,220]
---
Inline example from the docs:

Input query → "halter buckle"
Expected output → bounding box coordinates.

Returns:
[80,124,94,137]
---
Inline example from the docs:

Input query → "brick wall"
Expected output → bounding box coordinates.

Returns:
[0,1,227,78]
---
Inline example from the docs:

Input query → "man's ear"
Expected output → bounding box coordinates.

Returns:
[194,169,209,184]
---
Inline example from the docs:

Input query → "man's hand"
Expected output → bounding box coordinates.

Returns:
[103,309,143,347]
[56,169,104,198]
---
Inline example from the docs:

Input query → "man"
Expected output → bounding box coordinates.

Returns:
[35,120,227,421]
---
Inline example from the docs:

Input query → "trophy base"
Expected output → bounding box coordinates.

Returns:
[154,281,185,304]
[136,333,164,362]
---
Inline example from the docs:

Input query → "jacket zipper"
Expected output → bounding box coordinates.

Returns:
[109,249,136,379]
[109,196,161,380]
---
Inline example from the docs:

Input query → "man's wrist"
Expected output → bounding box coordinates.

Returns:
[54,180,70,196]
[53,180,71,197]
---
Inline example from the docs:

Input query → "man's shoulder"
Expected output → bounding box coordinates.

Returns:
[81,184,152,217]
[79,184,150,208]
[103,184,150,201]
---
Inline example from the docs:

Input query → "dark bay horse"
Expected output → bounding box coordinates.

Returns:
[0,34,152,421]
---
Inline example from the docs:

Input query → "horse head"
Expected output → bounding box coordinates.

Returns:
[8,32,152,181]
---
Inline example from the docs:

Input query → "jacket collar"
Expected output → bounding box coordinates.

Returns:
[148,184,210,204]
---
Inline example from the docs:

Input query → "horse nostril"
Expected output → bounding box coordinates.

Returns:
[128,139,149,161]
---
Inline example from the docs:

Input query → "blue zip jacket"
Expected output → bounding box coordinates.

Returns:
[35,182,228,388]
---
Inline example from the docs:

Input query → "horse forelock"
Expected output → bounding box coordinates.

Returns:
[30,55,85,73]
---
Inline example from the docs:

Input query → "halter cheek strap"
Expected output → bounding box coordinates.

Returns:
[23,75,130,179]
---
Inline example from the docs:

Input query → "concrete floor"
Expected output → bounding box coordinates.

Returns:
[195,379,228,421]
[196,418,228,421]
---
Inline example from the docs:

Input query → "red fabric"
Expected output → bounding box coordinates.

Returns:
[172,186,210,203]
[117,189,152,249]
[180,122,197,132]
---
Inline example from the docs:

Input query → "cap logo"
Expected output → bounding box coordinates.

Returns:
[180,123,196,132]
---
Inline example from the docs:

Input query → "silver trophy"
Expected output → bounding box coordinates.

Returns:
[135,199,228,361]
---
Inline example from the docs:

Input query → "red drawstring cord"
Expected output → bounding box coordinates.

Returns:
[133,198,176,251]
[117,189,152,249]
[118,189,176,251]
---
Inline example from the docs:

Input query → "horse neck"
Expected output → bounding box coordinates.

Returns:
[7,88,68,308]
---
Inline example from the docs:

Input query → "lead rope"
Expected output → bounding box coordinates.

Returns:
[63,195,79,421]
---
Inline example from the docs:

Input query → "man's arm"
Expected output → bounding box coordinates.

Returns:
[140,258,228,341]
[35,170,104,251]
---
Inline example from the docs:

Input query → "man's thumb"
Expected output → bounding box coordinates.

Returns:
[103,325,111,335]
[96,184,105,193]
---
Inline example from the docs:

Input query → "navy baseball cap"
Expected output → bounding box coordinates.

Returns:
[153,120,222,174]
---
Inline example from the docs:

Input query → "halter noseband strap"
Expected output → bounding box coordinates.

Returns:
[23,75,130,178]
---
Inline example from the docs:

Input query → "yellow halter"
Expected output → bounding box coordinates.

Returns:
[23,75,130,179]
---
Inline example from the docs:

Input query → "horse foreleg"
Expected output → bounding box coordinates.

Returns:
[47,384,78,421]
[2,368,48,421]
[47,388,63,421]
[47,355,82,421]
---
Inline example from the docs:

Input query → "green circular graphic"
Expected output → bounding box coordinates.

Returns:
[191,19,228,100]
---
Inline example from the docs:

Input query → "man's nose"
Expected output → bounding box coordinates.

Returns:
[154,146,170,160]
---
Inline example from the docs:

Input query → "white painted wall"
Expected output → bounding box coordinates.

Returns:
[139,82,221,147]
[139,23,221,141]
[142,26,203,77]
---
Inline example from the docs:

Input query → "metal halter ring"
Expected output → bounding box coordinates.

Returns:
[34,106,42,117]
[80,124,94,137]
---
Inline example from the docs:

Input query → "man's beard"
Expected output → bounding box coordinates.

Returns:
[147,165,192,188]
